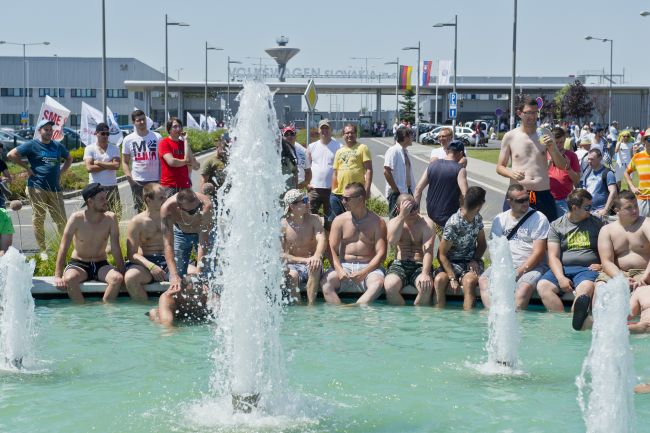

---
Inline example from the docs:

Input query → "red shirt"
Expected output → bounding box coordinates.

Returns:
[548,150,579,200]
[158,137,191,188]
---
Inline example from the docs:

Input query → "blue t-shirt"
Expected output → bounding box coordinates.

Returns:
[15,139,69,192]
[582,166,616,210]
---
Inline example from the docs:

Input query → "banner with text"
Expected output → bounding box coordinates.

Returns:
[33,96,70,142]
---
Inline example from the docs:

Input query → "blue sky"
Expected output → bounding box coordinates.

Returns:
[3,0,649,111]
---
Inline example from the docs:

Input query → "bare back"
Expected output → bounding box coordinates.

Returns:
[337,211,384,262]
[600,217,650,271]
[282,214,323,261]
[501,128,549,190]
[69,210,115,261]
[393,216,434,262]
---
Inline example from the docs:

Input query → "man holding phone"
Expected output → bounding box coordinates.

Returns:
[158,117,200,198]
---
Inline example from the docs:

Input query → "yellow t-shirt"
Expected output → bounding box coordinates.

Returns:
[332,143,372,195]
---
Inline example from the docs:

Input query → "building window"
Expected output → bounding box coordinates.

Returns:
[71,89,97,98]
[0,88,32,97]
[116,115,129,125]
[69,114,80,127]
[1,114,21,125]
[106,89,128,98]
[134,91,144,101]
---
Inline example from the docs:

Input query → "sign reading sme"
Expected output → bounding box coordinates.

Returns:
[229,66,397,80]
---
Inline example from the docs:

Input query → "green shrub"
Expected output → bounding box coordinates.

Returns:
[69,147,85,162]
[367,196,388,217]
[159,129,224,153]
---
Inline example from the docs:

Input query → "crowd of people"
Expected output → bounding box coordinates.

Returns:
[6,102,650,332]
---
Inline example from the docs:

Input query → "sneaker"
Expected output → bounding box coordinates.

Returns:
[39,252,49,261]
[572,294,591,331]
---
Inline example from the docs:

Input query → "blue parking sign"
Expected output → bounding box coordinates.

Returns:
[449,108,457,119]
[449,92,457,106]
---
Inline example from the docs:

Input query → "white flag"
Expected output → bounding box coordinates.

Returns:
[133,107,154,130]
[199,114,207,131]
[80,102,104,146]
[438,60,452,85]
[207,116,217,132]
[33,96,70,142]
[105,107,122,145]
[186,113,201,130]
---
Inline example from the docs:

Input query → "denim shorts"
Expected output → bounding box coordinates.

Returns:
[173,225,199,277]
[539,265,598,288]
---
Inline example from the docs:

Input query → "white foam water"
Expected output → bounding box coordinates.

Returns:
[195,81,297,423]
[0,247,37,371]
[483,236,520,373]
[576,274,636,433]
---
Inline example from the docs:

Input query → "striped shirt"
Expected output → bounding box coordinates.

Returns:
[627,150,650,200]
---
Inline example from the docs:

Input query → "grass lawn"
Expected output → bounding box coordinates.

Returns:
[465,148,500,164]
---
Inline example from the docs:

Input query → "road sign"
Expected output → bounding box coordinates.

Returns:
[495,108,504,117]
[449,108,457,119]
[449,92,457,107]
[20,112,28,124]
[304,79,318,112]
[536,96,544,110]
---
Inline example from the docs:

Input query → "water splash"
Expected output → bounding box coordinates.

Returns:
[0,247,37,371]
[484,236,520,372]
[576,274,636,433]
[207,81,288,416]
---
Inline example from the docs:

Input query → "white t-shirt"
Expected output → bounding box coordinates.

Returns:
[430,146,446,160]
[84,143,121,186]
[121,131,161,182]
[575,148,589,173]
[294,142,309,184]
[490,210,549,267]
[383,143,415,196]
[307,139,342,188]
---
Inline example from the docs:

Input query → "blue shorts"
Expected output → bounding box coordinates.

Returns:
[539,265,598,288]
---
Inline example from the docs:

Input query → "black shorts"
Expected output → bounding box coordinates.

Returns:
[387,259,427,287]
[64,259,111,282]
[125,254,169,283]
[502,189,557,223]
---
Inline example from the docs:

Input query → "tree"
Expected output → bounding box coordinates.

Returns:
[592,93,608,125]
[562,80,594,123]
[398,89,416,124]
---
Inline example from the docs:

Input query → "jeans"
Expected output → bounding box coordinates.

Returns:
[329,193,346,224]
[173,225,199,277]
[555,199,569,218]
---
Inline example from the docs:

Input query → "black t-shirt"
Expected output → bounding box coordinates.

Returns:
[425,159,462,226]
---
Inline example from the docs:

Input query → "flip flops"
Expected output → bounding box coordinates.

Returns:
[572,294,591,331]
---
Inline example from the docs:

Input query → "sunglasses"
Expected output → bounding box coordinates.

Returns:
[97,131,110,136]
[181,202,203,215]
[582,204,592,212]
[291,196,309,205]
[284,131,296,137]
[510,197,530,204]
[342,194,361,202]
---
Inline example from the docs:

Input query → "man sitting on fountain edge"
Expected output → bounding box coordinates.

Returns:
[321,182,387,305]
[53,183,125,303]
[281,189,327,304]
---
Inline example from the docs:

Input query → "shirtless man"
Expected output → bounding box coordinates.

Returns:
[124,183,167,301]
[629,285,650,334]
[281,189,327,304]
[161,188,213,291]
[384,194,435,306]
[54,183,125,303]
[321,182,387,305]
[496,96,568,223]
[148,275,212,327]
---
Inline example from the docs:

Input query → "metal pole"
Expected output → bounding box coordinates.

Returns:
[205,42,208,124]
[101,0,107,123]
[415,41,420,141]
[22,44,27,128]
[55,55,59,97]
[510,0,517,131]
[452,14,458,128]
[227,56,230,114]
[395,58,399,122]
[164,14,169,122]
[435,59,439,124]
[608,39,613,126]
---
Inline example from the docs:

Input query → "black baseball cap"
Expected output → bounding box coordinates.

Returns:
[81,183,105,207]
[448,140,465,153]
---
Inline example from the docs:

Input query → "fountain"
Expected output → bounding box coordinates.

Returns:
[0,247,37,370]
[576,274,636,433]
[484,236,520,370]
[209,81,288,414]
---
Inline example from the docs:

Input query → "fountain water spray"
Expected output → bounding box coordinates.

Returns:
[0,246,37,370]
[210,81,287,414]
[485,236,520,369]
[576,274,636,433]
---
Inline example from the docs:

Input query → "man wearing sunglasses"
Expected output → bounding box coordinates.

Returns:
[281,189,326,304]
[161,188,213,291]
[84,123,122,218]
[321,182,386,305]
[537,189,603,330]
[282,125,311,189]
[280,126,299,191]
[624,127,650,216]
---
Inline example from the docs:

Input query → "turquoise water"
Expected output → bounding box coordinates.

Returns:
[1,300,649,432]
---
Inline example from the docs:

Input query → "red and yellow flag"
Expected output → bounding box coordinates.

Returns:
[399,65,413,90]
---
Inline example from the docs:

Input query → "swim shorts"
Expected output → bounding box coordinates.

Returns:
[64,259,111,282]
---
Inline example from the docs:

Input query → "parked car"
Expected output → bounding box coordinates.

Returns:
[419,126,474,145]
[0,130,27,152]
[14,127,83,149]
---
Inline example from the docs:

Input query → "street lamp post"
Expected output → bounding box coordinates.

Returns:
[510,0,517,130]
[164,14,189,121]
[385,58,399,123]
[227,56,242,115]
[402,43,421,141]
[205,43,223,126]
[434,14,458,127]
[0,40,50,128]
[585,36,614,126]
[101,0,107,122]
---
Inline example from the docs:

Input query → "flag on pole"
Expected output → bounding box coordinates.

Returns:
[399,65,413,90]
[438,60,452,85]
[33,96,70,142]
[422,60,433,86]
[105,106,122,145]
[133,107,154,130]
[186,112,201,130]
[207,116,217,132]
[199,114,207,131]
[80,102,104,146]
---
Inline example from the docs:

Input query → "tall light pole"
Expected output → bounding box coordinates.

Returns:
[510,0,518,130]
[164,14,189,121]
[101,0,107,122]
[434,15,458,127]
[585,36,614,126]
[54,54,60,97]
[0,40,50,128]
[385,58,399,123]
[402,43,420,140]
[227,56,242,114]
[351,56,382,116]
[205,43,223,124]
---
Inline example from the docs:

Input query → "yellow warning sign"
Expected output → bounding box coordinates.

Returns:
[304,79,318,111]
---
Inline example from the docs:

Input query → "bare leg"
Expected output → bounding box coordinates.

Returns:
[124,266,150,302]
[514,282,535,311]
[478,274,491,308]
[384,274,405,306]
[571,280,595,311]
[634,383,650,393]
[413,274,433,306]
[433,272,450,308]
[461,273,478,310]
[286,270,301,304]
[99,266,125,302]
[356,275,385,304]
[306,268,320,305]
[321,272,342,305]
[63,267,87,304]
[537,279,564,312]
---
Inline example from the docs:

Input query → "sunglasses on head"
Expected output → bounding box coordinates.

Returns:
[292,196,309,205]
